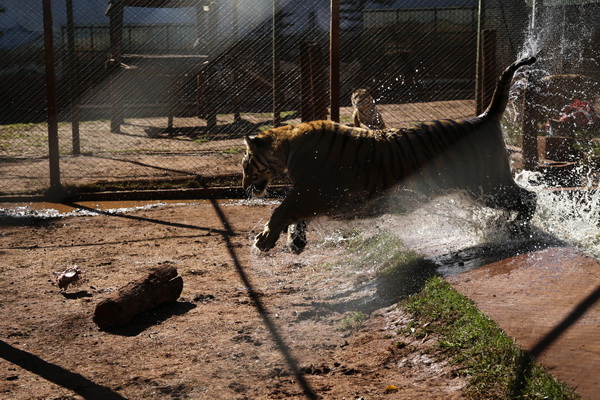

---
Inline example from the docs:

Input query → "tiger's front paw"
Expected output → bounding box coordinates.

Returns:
[254,227,278,252]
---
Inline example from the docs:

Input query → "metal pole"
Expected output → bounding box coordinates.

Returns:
[272,0,281,127]
[475,0,485,115]
[233,0,241,122]
[43,0,63,196]
[65,0,80,155]
[329,0,340,122]
[108,0,124,133]
[206,1,217,132]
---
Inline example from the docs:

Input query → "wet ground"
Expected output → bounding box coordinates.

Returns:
[448,247,600,400]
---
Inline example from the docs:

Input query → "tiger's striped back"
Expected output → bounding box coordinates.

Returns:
[256,118,509,206]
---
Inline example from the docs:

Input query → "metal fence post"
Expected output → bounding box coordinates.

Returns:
[43,0,64,197]
[475,0,485,115]
[300,41,327,122]
[481,29,497,110]
[65,0,80,155]
[329,0,340,123]
[273,0,282,127]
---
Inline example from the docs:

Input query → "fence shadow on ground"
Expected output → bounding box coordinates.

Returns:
[511,284,600,398]
[0,340,127,400]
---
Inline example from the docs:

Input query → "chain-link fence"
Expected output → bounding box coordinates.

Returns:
[1,0,599,197]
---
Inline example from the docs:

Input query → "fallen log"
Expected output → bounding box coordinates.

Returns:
[93,265,183,330]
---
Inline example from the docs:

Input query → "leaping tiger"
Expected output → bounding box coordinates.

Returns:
[242,57,537,253]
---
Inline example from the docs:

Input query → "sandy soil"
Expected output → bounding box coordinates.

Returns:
[0,200,467,400]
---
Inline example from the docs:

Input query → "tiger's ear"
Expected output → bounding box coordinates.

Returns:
[244,134,271,150]
[244,134,256,146]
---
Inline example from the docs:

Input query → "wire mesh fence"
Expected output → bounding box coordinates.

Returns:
[1,0,599,197]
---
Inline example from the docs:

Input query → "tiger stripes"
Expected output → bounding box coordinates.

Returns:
[243,56,537,253]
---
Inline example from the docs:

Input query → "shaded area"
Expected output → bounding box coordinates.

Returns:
[511,284,600,398]
[62,202,229,236]
[105,301,196,337]
[294,257,440,322]
[0,340,127,400]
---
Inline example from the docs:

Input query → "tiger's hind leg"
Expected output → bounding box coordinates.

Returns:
[483,184,537,229]
[287,220,308,254]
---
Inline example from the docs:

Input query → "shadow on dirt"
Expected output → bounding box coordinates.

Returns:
[61,290,93,300]
[294,258,439,322]
[0,340,127,400]
[0,215,58,227]
[104,301,196,337]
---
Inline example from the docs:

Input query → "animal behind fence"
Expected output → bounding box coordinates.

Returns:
[351,88,386,130]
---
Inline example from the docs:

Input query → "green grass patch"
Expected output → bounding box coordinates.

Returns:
[0,123,47,150]
[339,311,367,331]
[402,277,579,399]
[69,175,243,193]
[258,124,274,132]
[345,231,437,299]
[222,146,244,154]
[339,115,353,124]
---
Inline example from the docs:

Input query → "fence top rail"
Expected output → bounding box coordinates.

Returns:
[364,6,477,13]
[108,0,209,8]
[64,23,199,29]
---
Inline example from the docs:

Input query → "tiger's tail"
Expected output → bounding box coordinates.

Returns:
[483,56,536,121]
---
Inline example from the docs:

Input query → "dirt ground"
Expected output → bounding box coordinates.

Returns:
[0,200,468,400]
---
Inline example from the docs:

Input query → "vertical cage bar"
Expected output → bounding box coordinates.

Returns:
[43,0,63,195]
[273,0,282,127]
[330,0,340,122]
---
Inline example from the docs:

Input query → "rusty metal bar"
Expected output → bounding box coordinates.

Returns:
[329,0,340,122]
[300,41,327,122]
[273,0,282,127]
[475,0,485,115]
[108,0,124,133]
[65,0,80,155]
[481,29,497,110]
[43,0,63,195]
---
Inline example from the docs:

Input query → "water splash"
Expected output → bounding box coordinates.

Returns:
[517,170,600,258]
[521,3,599,73]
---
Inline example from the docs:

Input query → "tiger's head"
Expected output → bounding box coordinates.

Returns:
[351,88,375,108]
[242,133,277,197]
